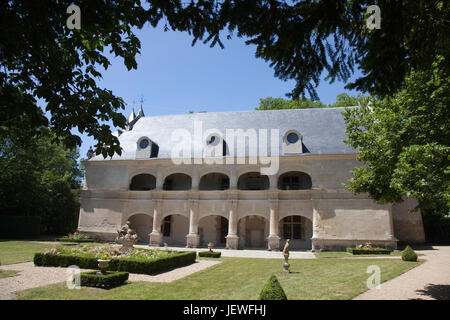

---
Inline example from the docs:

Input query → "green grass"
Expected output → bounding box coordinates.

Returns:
[18,257,421,300]
[0,240,58,265]
[0,270,20,278]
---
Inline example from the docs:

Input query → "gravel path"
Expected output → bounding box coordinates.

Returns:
[134,245,316,259]
[0,260,220,300]
[354,246,450,300]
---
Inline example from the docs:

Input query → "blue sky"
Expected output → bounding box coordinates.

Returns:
[73,23,363,159]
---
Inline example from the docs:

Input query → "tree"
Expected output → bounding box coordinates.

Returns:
[256,97,326,110]
[343,56,450,218]
[328,93,369,108]
[2,1,448,157]
[255,93,368,110]
[0,129,83,235]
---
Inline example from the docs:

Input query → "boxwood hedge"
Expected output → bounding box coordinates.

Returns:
[80,271,129,289]
[34,250,196,275]
[198,251,221,258]
[346,248,392,255]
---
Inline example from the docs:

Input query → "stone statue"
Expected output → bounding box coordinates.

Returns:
[116,221,139,252]
[282,239,290,273]
[282,239,290,255]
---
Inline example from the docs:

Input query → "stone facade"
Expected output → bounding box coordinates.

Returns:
[78,155,424,251]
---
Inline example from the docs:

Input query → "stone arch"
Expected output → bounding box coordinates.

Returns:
[198,214,229,247]
[237,172,270,190]
[279,214,313,250]
[129,173,156,190]
[199,172,230,190]
[277,167,314,186]
[277,171,312,190]
[237,214,269,249]
[161,214,190,246]
[128,213,153,244]
[163,173,192,190]
[161,211,190,221]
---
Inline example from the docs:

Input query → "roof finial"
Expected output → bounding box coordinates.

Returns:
[138,95,145,117]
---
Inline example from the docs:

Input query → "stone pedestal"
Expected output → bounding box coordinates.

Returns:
[149,231,162,247]
[267,235,281,251]
[283,253,290,273]
[186,233,200,248]
[225,234,239,250]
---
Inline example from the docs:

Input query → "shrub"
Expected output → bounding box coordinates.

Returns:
[346,247,392,255]
[259,275,288,300]
[0,215,41,239]
[34,250,196,275]
[401,245,418,261]
[80,271,129,289]
[198,251,221,258]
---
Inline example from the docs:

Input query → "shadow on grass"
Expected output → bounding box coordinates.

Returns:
[414,284,450,300]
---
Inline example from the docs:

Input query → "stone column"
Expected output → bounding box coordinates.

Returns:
[186,199,200,248]
[386,204,398,250]
[226,199,239,249]
[267,200,280,251]
[311,200,322,252]
[149,199,163,246]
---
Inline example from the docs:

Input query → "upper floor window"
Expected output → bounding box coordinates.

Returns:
[136,137,159,159]
[205,134,228,156]
[283,130,303,154]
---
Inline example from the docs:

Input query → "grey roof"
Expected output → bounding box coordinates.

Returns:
[90,107,356,161]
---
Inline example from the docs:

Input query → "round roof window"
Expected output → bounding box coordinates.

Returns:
[207,135,219,146]
[286,132,299,143]
[139,139,150,149]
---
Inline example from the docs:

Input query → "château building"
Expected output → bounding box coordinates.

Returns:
[78,106,425,251]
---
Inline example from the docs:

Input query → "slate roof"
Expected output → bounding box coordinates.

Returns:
[89,107,356,161]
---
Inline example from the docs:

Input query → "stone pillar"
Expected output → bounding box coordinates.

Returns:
[226,199,239,249]
[311,200,322,252]
[149,199,163,246]
[268,175,278,190]
[267,200,280,251]
[186,199,200,248]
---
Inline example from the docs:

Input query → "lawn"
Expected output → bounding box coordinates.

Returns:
[18,256,421,300]
[0,240,58,265]
[0,270,19,278]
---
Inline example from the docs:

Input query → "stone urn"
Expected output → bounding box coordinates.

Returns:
[283,253,290,273]
[97,259,110,275]
[208,242,214,252]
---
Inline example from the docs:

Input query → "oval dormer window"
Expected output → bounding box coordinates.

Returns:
[207,135,219,146]
[287,132,299,144]
[139,139,149,149]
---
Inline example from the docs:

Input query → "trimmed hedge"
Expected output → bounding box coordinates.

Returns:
[56,238,95,243]
[401,245,418,262]
[198,251,221,258]
[80,271,129,289]
[346,248,392,255]
[259,275,287,300]
[34,251,196,275]
[0,215,41,239]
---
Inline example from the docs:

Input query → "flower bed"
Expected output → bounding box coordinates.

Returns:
[34,244,196,275]
[346,247,392,255]
[80,271,129,289]
[56,232,95,243]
